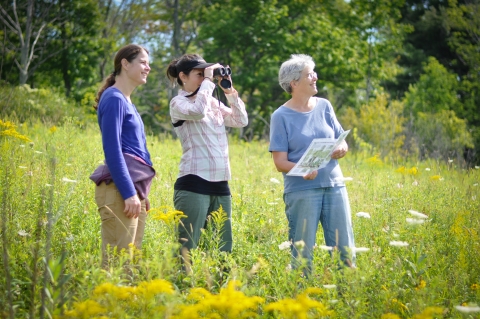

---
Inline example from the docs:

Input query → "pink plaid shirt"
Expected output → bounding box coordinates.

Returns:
[170,80,248,182]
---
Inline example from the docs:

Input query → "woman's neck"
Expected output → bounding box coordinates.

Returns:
[113,78,135,102]
[285,95,315,112]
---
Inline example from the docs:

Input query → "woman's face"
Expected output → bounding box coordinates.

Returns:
[293,65,318,96]
[182,68,204,92]
[124,49,151,85]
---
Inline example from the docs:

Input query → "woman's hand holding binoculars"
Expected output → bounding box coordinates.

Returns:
[204,63,234,93]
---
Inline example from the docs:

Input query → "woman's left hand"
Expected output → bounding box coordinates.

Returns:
[331,140,348,159]
[303,170,318,180]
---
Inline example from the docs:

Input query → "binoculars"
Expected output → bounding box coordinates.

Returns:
[213,66,232,89]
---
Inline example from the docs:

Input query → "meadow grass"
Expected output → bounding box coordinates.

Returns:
[0,119,479,318]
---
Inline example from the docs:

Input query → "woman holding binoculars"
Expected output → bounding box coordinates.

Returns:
[166,54,248,273]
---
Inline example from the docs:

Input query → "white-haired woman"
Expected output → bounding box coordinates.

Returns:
[269,54,355,274]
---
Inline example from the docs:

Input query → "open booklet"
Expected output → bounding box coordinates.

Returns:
[287,130,350,176]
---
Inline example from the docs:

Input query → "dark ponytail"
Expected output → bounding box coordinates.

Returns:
[166,53,204,87]
[94,44,149,110]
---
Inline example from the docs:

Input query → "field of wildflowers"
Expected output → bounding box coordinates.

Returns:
[0,119,479,319]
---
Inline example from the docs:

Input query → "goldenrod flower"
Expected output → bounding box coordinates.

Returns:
[366,154,383,165]
[415,280,427,290]
[63,299,106,318]
[407,167,418,176]
[0,120,31,142]
[150,206,187,225]
[396,166,406,174]
[265,288,333,318]
[176,281,264,319]
[411,306,443,319]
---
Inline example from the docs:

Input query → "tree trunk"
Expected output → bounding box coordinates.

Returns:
[19,0,34,85]
[60,4,71,97]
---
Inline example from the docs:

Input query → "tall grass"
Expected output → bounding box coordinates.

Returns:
[0,118,479,318]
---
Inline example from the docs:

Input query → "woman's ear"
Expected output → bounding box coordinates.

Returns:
[121,58,129,70]
[290,80,297,91]
[179,71,187,83]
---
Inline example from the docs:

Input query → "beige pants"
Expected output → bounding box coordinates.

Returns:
[95,182,146,268]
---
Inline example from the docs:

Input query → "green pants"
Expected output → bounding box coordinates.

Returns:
[174,190,232,252]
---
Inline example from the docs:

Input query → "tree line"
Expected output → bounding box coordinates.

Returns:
[1,0,479,163]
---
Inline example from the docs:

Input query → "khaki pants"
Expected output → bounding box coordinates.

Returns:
[95,182,146,268]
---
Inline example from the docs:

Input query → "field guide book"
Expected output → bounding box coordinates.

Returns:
[287,130,350,176]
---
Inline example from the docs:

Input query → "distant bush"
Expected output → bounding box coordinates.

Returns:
[340,93,406,157]
[408,110,474,160]
[0,83,94,125]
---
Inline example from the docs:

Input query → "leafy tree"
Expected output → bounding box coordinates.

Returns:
[0,0,58,84]
[402,56,473,160]
[339,93,406,157]
[444,0,480,162]
[33,0,101,97]
[403,56,459,114]
[413,109,473,160]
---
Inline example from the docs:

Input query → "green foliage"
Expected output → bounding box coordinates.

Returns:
[1,121,479,318]
[403,57,459,114]
[340,93,406,157]
[412,109,474,160]
[0,84,94,125]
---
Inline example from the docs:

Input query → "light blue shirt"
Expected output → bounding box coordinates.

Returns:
[269,97,346,193]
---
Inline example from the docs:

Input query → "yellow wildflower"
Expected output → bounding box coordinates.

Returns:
[63,299,106,318]
[49,125,57,133]
[175,281,264,319]
[411,306,443,319]
[0,119,31,142]
[391,298,409,311]
[381,314,401,319]
[415,280,427,290]
[471,283,479,290]
[396,166,406,174]
[134,279,175,299]
[150,206,187,225]
[265,288,333,318]
[367,154,383,165]
[407,167,418,176]
[430,175,442,181]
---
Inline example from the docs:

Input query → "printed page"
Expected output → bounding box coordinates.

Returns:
[287,130,350,176]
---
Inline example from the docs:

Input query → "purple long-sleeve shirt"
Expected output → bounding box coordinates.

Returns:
[95,87,153,200]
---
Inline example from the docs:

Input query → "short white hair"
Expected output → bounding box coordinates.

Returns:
[278,54,315,94]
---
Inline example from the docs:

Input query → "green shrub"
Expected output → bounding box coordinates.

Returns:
[0,83,93,125]
[340,93,406,157]
[410,109,474,160]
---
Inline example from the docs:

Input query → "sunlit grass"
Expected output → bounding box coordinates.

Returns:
[0,119,479,318]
